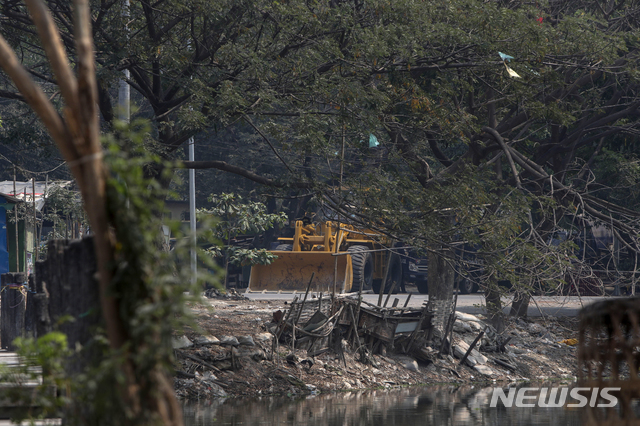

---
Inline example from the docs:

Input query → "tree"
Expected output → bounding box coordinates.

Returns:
[198,192,287,287]
[0,0,189,424]
[3,0,640,325]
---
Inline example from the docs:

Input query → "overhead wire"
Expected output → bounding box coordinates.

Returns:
[0,151,67,176]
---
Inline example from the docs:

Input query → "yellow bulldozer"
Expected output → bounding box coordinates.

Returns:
[248,219,403,293]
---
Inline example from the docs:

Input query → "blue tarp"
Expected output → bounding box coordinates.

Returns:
[0,196,9,274]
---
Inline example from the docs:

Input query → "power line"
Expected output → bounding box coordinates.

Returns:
[0,152,67,176]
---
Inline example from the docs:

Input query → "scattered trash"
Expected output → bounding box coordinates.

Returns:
[174,296,579,400]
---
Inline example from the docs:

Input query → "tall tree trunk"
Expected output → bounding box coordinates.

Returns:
[0,1,183,424]
[485,278,505,333]
[427,246,456,334]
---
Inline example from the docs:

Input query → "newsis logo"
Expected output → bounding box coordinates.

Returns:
[490,387,620,408]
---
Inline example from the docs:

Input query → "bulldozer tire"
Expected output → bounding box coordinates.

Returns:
[372,253,403,294]
[274,244,293,251]
[348,245,373,292]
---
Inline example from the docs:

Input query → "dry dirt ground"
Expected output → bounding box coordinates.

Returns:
[173,293,579,401]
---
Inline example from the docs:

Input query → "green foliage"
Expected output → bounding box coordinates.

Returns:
[1,118,222,425]
[199,193,287,266]
[0,332,72,423]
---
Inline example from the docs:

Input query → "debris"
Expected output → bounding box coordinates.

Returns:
[220,336,240,346]
[172,336,194,349]
[493,357,518,372]
[286,353,299,366]
[193,335,220,346]
[238,335,255,346]
[559,338,578,346]
[457,331,485,367]
[174,296,579,399]
[204,287,248,300]
[454,339,487,368]
[528,323,546,335]
[254,333,272,343]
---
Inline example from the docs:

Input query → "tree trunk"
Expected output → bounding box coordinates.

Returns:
[510,291,530,318]
[485,278,505,333]
[427,246,456,335]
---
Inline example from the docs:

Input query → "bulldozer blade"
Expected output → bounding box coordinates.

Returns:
[248,252,353,293]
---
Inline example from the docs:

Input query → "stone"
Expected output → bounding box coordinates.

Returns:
[238,335,255,346]
[236,348,266,360]
[453,340,487,366]
[474,352,488,364]
[403,359,419,372]
[473,364,495,376]
[193,335,220,346]
[467,321,484,332]
[453,320,473,333]
[219,336,240,346]
[455,312,483,323]
[172,335,193,349]
[254,332,272,343]
[454,340,470,357]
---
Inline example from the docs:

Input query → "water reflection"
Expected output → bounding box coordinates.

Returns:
[183,385,584,425]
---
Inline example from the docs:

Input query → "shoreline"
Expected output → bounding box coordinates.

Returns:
[173,295,579,400]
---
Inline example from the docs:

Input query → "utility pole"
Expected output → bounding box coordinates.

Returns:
[118,0,130,122]
[189,137,197,286]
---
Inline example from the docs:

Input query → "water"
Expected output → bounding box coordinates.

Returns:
[182,385,587,425]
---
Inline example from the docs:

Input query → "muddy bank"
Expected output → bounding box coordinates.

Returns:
[173,293,579,400]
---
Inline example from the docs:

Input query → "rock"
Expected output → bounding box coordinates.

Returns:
[453,340,487,367]
[219,336,240,346]
[403,359,419,372]
[455,312,483,323]
[454,340,469,359]
[467,321,484,332]
[453,320,473,333]
[474,364,495,376]
[506,346,526,355]
[254,333,272,343]
[237,347,266,360]
[172,335,193,349]
[193,335,220,346]
[465,356,477,367]
[472,350,488,365]
[238,335,255,346]
[392,355,419,372]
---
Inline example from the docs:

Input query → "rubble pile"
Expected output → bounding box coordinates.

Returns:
[174,296,579,399]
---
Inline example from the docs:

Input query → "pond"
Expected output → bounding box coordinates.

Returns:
[182,385,591,425]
